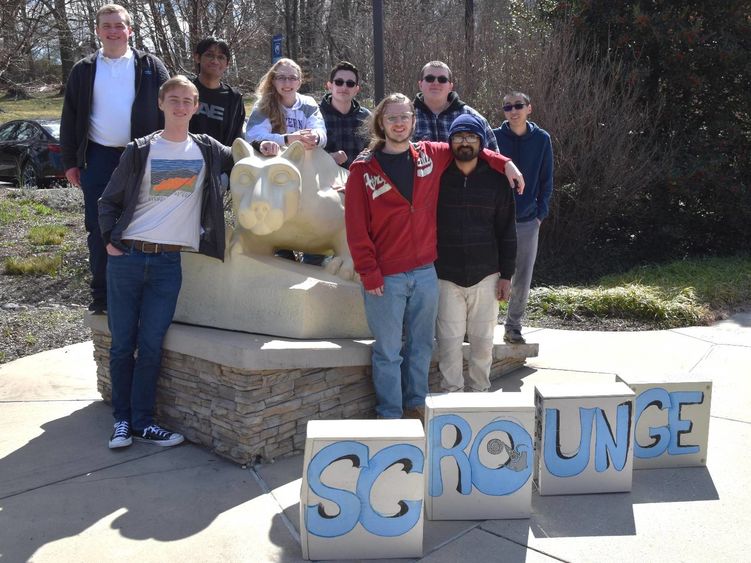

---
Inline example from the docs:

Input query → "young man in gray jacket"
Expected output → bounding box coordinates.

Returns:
[98,76,233,449]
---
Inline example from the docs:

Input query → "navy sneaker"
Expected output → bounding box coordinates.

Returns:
[88,299,107,314]
[134,424,184,447]
[108,420,132,449]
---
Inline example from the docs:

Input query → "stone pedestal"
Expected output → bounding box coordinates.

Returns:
[86,315,538,464]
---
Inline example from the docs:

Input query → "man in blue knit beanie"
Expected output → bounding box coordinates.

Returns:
[434,114,518,392]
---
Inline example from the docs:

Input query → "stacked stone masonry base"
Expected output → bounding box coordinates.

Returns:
[86,315,538,464]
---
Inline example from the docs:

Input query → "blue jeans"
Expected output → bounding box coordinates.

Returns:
[81,142,125,303]
[505,218,540,331]
[363,264,439,418]
[107,249,182,430]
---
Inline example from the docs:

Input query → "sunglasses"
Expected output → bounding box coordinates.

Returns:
[422,74,450,84]
[503,102,527,112]
[333,78,357,88]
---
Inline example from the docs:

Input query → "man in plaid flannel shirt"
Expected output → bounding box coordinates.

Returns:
[412,60,499,152]
[319,61,371,169]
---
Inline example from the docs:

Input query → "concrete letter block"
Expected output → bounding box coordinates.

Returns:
[617,373,712,469]
[300,419,425,560]
[425,392,535,520]
[534,382,635,495]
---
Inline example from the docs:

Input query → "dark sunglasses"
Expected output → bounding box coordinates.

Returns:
[333,78,357,88]
[423,74,450,84]
[503,102,527,112]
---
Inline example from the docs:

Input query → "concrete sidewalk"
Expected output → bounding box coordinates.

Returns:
[1,314,749,562]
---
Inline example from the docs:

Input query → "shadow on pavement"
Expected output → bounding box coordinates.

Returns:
[0,401,284,561]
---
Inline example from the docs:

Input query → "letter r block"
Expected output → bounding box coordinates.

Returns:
[300,419,425,560]
[425,392,535,520]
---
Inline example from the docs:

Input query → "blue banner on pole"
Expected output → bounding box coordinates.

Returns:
[272,35,283,63]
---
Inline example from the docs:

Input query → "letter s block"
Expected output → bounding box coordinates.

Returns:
[617,373,712,469]
[300,419,425,560]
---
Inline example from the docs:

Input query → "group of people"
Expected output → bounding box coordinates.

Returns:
[60,4,553,446]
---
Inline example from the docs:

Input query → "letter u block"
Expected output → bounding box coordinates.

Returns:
[617,373,712,469]
[534,383,636,495]
[425,392,535,520]
[300,419,425,560]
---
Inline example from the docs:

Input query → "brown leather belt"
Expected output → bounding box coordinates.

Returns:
[121,239,183,253]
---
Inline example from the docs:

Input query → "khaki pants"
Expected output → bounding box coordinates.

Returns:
[436,274,499,392]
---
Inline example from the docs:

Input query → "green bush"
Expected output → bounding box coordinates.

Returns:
[4,254,61,276]
[28,225,67,245]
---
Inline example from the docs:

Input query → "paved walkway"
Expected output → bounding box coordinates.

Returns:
[1,314,749,562]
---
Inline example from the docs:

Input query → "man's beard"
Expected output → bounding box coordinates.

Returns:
[452,145,479,161]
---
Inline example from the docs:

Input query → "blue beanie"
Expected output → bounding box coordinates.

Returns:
[448,114,486,149]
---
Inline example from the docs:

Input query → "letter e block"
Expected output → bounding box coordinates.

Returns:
[425,392,535,520]
[617,373,712,469]
[534,383,635,495]
[300,419,425,560]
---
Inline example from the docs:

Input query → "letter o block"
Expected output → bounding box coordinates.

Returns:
[300,420,425,560]
[534,383,636,495]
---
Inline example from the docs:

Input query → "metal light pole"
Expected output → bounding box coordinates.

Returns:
[372,0,384,104]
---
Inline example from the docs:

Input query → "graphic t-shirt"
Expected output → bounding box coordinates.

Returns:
[122,135,206,250]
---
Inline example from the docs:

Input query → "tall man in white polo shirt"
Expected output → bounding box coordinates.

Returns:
[61,3,169,314]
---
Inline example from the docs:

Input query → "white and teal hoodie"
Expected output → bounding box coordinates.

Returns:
[245,93,327,147]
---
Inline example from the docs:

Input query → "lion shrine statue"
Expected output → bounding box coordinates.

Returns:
[173,140,371,339]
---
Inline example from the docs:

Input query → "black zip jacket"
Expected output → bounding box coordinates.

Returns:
[60,48,170,170]
[98,132,233,261]
[435,159,517,287]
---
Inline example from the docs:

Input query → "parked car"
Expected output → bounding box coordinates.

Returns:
[0,119,67,188]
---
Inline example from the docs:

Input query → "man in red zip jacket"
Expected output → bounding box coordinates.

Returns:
[345,93,524,420]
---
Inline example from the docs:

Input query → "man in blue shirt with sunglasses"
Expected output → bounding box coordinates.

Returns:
[412,60,499,152]
[493,91,554,345]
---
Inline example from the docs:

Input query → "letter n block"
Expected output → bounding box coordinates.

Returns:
[534,383,635,495]
[617,373,712,469]
[425,392,535,520]
[300,420,425,560]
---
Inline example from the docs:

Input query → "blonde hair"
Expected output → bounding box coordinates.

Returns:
[254,58,302,135]
[159,75,199,103]
[366,93,414,151]
[96,3,132,27]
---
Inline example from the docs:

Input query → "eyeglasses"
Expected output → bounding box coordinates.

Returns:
[384,112,414,124]
[503,102,527,112]
[451,134,480,144]
[274,75,300,82]
[333,78,357,88]
[422,74,450,84]
[202,53,228,62]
